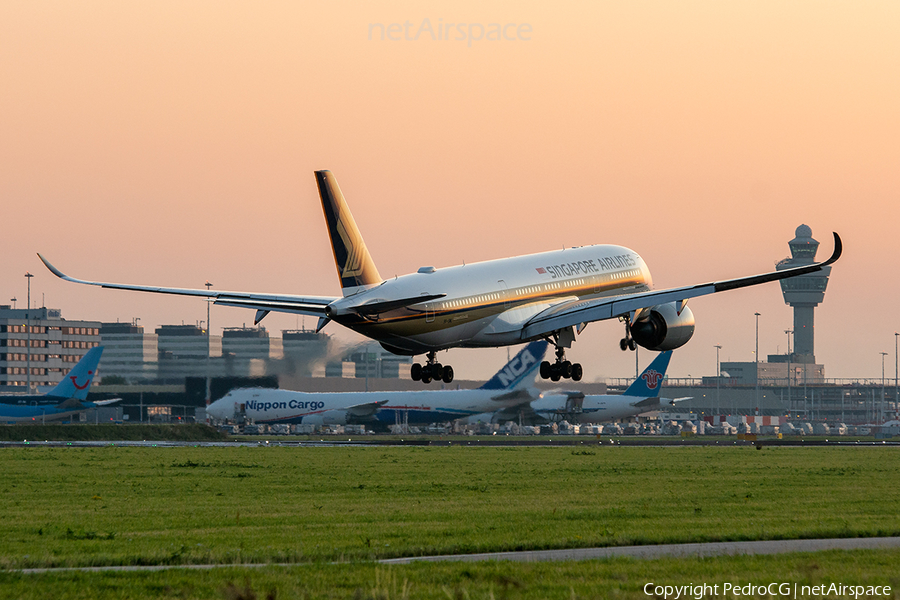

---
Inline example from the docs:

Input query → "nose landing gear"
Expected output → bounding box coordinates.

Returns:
[410,351,454,384]
[539,344,583,382]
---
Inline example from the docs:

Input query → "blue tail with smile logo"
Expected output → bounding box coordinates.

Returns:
[45,346,103,401]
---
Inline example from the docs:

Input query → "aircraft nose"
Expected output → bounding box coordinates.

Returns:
[206,400,227,419]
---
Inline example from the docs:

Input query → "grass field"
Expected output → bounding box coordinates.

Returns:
[2,445,899,597]
[0,424,227,442]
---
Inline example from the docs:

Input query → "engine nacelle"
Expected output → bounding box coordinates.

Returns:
[630,302,695,351]
[300,410,349,426]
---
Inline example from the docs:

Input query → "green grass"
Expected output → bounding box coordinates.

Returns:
[0,424,227,442]
[2,446,899,571]
[2,550,899,599]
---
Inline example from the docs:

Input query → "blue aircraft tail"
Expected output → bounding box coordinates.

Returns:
[478,341,549,391]
[45,347,103,401]
[623,351,672,397]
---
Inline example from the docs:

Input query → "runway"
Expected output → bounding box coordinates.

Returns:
[13,537,900,574]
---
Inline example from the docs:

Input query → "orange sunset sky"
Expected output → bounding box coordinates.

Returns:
[2,2,898,381]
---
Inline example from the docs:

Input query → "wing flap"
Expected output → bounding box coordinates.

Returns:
[351,294,446,316]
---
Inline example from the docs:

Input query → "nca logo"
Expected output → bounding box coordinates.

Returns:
[641,369,663,390]
[496,350,538,387]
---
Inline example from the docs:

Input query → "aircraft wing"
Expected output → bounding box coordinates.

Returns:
[522,232,841,340]
[346,399,389,417]
[489,388,538,403]
[91,398,123,407]
[37,254,337,320]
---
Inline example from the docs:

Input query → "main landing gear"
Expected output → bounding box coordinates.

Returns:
[410,351,454,384]
[619,319,637,351]
[539,345,583,382]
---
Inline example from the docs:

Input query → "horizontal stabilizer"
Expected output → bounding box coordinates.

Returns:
[351,294,446,316]
[631,396,664,408]
[489,388,537,403]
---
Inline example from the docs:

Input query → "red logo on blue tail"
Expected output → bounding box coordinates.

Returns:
[641,369,663,390]
[70,370,93,390]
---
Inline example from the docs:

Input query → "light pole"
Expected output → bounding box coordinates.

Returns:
[895,332,898,420]
[754,312,760,417]
[205,281,213,405]
[881,352,888,425]
[714,344,722,416]
[25,272,33,391]
[785,329,792,415]
[10,297,16,309]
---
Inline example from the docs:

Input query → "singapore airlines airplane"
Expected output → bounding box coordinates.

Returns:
[206,341,548,425]
[38,171,842,385]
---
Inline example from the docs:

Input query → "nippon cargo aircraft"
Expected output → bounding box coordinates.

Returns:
[39,171,842,385]
[205,341,548,425]
[0,347,117,423]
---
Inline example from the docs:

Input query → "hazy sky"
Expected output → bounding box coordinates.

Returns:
[2,2,898,381]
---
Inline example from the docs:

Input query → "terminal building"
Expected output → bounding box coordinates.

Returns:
[99,322,159,383]
[0,305,101,392]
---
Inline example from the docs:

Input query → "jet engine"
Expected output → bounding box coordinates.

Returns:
[629,302,695,351]
[300,410,350,426]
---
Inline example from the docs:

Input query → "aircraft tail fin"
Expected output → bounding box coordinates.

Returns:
[623,350,672,397]
[45,346,103,401]
[315,170,383,296]
[479,341,549,391]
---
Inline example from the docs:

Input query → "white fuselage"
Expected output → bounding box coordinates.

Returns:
[331,245,652,354]
[208,386,539,425]
[532,393,667,424]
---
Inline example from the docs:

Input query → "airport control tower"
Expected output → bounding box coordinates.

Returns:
[776,225,832,364]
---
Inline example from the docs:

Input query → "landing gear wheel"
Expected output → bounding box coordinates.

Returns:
[412,351,453,385]
[620,338,629,351]
[628,338,636,351]
[550,363,561,382]
[571,363,583,382]
[540,361,551,379]
[541,340,580,380]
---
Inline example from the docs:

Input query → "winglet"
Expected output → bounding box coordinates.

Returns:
[37,253,69,280]
[823,232,842,266]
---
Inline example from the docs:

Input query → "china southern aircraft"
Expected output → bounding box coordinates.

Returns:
[206,341,547,425]
[530,351,678,423]
[38,171,842,385]
[0,347,117,423]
